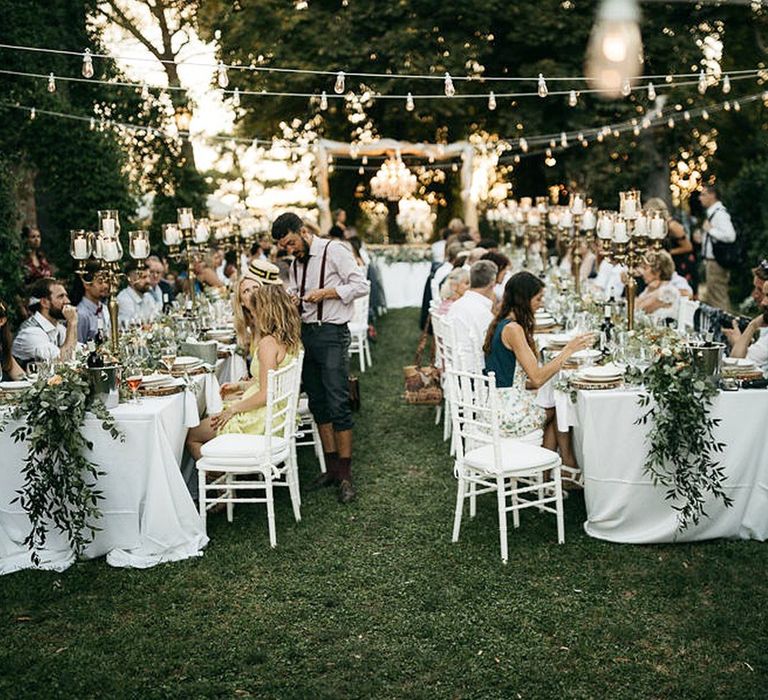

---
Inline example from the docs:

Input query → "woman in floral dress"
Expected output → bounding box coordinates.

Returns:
[483,272,593,460]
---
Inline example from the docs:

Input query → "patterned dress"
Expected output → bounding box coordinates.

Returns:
[484,319,546,439]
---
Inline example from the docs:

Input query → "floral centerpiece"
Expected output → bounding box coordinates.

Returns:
[1,364,123,564]
[368,243,433,265]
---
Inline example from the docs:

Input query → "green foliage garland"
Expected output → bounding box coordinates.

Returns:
[1,365,123,565]
[636,349,732,530]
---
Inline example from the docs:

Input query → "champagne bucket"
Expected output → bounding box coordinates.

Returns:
[88,364,121,409]
[685,342,725,378]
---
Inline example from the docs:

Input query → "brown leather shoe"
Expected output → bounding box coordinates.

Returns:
[338,479,357,504]
[309,472,337,490]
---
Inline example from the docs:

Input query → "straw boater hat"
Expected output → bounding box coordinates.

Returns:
[247,258,282,285]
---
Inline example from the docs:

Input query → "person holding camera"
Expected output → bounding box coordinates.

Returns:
[700,184,737,312]
[724,262,768,370]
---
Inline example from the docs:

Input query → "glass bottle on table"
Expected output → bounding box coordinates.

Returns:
[86,340,104,369]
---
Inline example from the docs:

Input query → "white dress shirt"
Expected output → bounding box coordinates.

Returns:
[445,289,494,369]
[12,312,67,363]
[747,329,768,370]
[117,286,157,325]
[703,201,736,260]
[592,259,625,299]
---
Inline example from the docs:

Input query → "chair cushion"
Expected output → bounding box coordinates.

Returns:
[200,434,288,462]
[463,438,560,474]
[348,322,368,334]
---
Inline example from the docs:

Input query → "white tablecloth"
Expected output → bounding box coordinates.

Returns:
[372,258,432,309]
[554,386,768,543]
[0,375,220,574]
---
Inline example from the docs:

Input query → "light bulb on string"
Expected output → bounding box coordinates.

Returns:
[612,129,619,137]
[451,163,458,172]
[320,91,328,110]
[334,71,345,94]
[578,131,584,142]
[519,137,528,153]
[217,61,229,88]
[667,117,675,128]
[647,82,656,100]
[585,0,643,98]
[642,116,651,128]
[82,48,94,78]
[621,77,632,96]
[488,91,497,110]
[406,92,415,111]
[47,73,56,93]
[358,166,364,175]
[560,132,568,147]
[568,90,578,107]
[683,110,691,121]
[30,107,36,121]
[537,73,548,98]
[362,156,368,165]
[549,139,556,149]
[444,72,456,97]
[232,87,241,107]
[141,82,149,100]
[698,70,707,95]
[89,117,95,130]
[702,109,710,120]
[724,100,731,111]
[597,131,604,142]
[734,101,741,112]
[633,125,640,136]
[722,74,731,94]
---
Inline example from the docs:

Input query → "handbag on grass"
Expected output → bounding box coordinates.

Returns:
[403,319,443,406]
[348,375,361,412]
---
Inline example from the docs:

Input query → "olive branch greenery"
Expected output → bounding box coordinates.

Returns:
[1,364,124,565]
[636,347,732,530]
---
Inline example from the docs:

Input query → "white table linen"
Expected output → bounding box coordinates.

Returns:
[372,258,432,309]
[0,374,220,575]
[554,386,768,543]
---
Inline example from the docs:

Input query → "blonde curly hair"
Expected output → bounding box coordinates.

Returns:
[232,275,261,352]
[248,284,302,354]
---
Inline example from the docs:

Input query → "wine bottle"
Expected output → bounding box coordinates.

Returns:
[86,340,104,369]
[94,317,107,347]
[162,292,172,315]
[600,297,613,353]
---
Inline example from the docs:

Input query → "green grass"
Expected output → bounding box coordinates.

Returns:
[1,308,766,699]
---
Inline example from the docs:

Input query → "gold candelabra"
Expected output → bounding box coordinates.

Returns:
[163,209,210,307]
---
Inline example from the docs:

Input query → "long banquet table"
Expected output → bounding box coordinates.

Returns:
[0,374,222,575]
[554,386,768,543]
[371,256,432,309]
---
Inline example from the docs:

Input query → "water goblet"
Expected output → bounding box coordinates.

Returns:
[125,364,143,405]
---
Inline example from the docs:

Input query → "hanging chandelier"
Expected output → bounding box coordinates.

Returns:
[369,152,418,201]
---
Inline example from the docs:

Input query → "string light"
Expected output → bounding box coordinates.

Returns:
[537,73,548,98]
[217,61,229,88]
[647,82,656,100]
[722,74,731,94]
[621,77,632,97]
[232,87,240,107]
[141,82,149,100]
[724,100,731,111]
[334,71,345,94]
[683,110,691,121]
[406,92,415,111]
[633,125,640,136]
[81,48,94,78]
[488,91,497,110]
[734,100,741,112]
[560,131,568,147]
[568,90,578,107]
[698,70,707,95]
[667,117,675,128]
[702,109,709,120]
[89,116,95,130]
[320,90,328,110]
[444,72,455,97]
[519,137,529,152]
[358,165,364,174]
[47,73,56,93]
[30,107,35,120]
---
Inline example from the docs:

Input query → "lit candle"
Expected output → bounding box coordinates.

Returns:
[73,238,88,258]
[520,197,532,211]
[102,218,115,236]
[179,212,193,230]
[634,214,649,237]
[527,211,541,227]
[103,240,119,261]
[194,223,209,243]
[650,216,667,239]
[559,210,573,229]
[597,216,614,239]
[623,197,637,218]
[571,195,585,215]
[613,221,629,243]
[94,236,104,259]
[133,239,149,258]
[581,208,597,230]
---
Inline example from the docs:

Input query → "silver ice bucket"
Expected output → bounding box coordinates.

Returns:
[685,342,725,378]
[87,364,121,409]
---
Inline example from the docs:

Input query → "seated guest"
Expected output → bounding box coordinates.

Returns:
[435,268,470,315]
[445,260,498,368]
[431,227,451,264]
[637,251,681,322]
[192,251,226,293]
[559,242,596,283]
[481,250,511,301]
[186,279,301,460]
[146,255,175,309]
[12,278,78,365]
[232,259,282,354]
[483,272,593,463]
[590,256,625,299]
[22,225,54,285]
[75,263,111,343]
[670,270,694,298]
[724,266,768,370]
[117,260,156,326]
[432,241,464,300]
[0,300,26,380]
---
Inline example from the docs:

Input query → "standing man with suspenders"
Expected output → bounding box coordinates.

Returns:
[272,212,369,503]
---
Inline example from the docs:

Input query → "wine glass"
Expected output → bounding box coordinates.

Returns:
[161,341,177,373]
[125,364,143,405]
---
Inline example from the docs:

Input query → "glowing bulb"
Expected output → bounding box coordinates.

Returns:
[514,155,521,164]
[519,137,528,153]
[89,117,95,130]
[585,0,643,98]
[597,132,604,142]
[723,101,731,111]
[560,132,568,148]
[683,111,691,121]
[667,117,675,128]
[568,90,578,107]
[444,72,455,97]
[141,83,149,100]
[362,156,368,165]
[488,91,497,110]
[698,70,707,95]
[722,74,731,94]
[549,139,556,149]
[334,71,345,94]
[537,73,548,98]
[621,77,632,96]
[642,116,651,128]
[217,61,229,88]
[633,125,640,136]
[232,87,241,107]
[406,92,414,111]
[30,107,36,120]
[358,166,364,175]
[82,49,94,78]
[647,82,656,100]
[320,91,328,110]
[578,131,584,141]
[702,109,709,120]
[47,73,56,93]
[733,101,741,112]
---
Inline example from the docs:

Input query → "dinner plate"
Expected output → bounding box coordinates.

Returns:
[570,348,602,361]
[579,364,626,381]
[0,380,32,391]
[548,333,574,345]
[141,373,175,386]
[173,356,202,367]
[722,357,755,368]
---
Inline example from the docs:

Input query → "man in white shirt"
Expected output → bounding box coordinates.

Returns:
[117,261,156,325]
[724,268,768,370]
[445,259,498,371]
[13,277,78,366]
[590,258,625,299]
[700,184,737,312]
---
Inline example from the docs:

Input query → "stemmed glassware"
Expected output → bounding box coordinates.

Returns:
[161,341,177,374]
[125,363,143,405]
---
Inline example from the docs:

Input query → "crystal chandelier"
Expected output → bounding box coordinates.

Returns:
[370,152,418,201]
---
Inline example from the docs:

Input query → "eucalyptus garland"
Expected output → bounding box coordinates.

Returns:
[1,365,123,565]
[636,348,732,530]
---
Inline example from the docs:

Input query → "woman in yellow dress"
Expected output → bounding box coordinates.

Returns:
[185,273,302,460]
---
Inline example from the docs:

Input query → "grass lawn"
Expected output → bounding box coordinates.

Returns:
[1,308,766,699]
